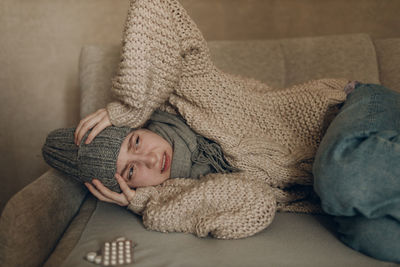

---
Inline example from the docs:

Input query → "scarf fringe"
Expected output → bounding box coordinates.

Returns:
[192,135,240,173]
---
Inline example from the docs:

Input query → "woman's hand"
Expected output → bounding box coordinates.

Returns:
[84,174,136,207]
[74,108,112,145]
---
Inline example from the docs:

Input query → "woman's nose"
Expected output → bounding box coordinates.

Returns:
[136,152,158,168]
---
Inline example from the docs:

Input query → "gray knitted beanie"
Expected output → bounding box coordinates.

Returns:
[42,126,132,192]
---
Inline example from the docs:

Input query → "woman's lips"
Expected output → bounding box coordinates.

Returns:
[161,152,171,174]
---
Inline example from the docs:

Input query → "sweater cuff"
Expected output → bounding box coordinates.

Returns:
[319,78,350,94]
[127,187,159,215]
[106,101,152,128]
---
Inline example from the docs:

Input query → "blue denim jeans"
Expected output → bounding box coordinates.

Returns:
[313,83,400,263]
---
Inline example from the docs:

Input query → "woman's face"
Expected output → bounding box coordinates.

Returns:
[116,129,173,188]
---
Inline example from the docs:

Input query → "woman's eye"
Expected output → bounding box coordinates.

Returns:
[135,136,140,148]
[129,166,135,179]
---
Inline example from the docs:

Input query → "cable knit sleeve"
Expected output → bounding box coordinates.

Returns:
[106,0,183,128]
[127,172,276,239]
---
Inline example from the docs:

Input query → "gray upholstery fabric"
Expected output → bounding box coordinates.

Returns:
[208,34,380,88]
[61,202,397,267]
[374,38,400,92]
[79,45,120,119]
[0,169,87,267]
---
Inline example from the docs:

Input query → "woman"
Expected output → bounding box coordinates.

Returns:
[71,0,351,214]
[43,0,399,262]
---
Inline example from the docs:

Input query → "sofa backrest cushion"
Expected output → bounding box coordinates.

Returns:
[79,33,380,118]
[374,38,400,92]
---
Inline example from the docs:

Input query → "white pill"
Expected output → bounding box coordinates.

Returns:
[115,236,126,242]
[86,252,97,262]
[94,255,102,264]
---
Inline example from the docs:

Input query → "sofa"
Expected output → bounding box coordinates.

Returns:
[1,33,399,267]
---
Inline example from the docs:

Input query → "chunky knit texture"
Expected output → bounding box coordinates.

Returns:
[42,127,132,192]
[107,0,349,239]
[128,173,276,239]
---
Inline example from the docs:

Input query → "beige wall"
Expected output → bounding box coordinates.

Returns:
[1,0,400,212]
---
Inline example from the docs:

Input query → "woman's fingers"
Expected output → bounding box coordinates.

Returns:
[115,173,135,202]
[75,110,103,145]
[92,179,129,206]
[76,117,101,145]
[85,182,116,204]
[84,114,112,144]
[85,176,133,207]
[75,110,100,144]
[75,108,110,145]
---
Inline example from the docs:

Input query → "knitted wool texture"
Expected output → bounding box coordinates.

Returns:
[128,173,276,239]
[106,0,349,239]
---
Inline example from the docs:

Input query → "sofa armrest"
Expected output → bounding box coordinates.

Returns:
[0,169,87,267]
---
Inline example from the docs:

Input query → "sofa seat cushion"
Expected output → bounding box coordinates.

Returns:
[60,202,395,267]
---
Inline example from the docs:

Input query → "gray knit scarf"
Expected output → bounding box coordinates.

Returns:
[146,110,239,178]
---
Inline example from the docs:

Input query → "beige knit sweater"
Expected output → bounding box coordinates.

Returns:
[106,0,349,239]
